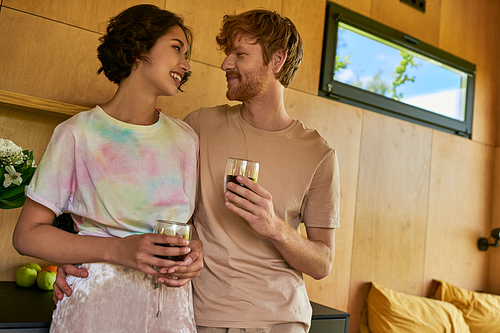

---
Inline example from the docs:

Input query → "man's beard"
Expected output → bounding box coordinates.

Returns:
[226,65,268,101]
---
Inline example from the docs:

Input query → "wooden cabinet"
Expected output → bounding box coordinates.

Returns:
[311,302,350,333]
[0,282,52,332]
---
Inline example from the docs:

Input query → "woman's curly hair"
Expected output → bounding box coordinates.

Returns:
[97,4,193,88]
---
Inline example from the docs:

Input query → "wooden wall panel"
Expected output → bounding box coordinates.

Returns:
[0,108,62,281]
[0,7,115,107]
[3,0,163,33]
[425,131,494,292]
[439,0,500,146]
[331,0,371,18]
[473,47,500,146]
[157,61,236,120]
[488,147,500,294]
[284,90,363,311]
[497,57,500,148]
[469,1,500,146]
[348,111,433,331]
[165,0,282,69]
[283,0,326,95]
[371,0,440,47]
[438,0,478,64]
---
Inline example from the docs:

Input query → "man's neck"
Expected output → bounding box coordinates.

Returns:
[239,85,293,131]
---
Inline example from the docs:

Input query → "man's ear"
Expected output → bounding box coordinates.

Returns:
[272,49,287,74]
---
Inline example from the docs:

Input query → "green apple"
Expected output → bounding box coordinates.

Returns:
[37,270,56,291]
[15,266,38,287]
[25,263,42,274]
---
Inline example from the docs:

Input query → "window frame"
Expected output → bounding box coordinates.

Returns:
[319,2,476,138]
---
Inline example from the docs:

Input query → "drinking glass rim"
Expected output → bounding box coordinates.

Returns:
[227,157,259,164]
[154,220,188,225]
[153,220,191,239]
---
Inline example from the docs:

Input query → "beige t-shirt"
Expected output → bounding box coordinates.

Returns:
[184,104,340,329]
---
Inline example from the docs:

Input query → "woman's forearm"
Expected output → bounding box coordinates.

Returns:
[12,198,118,264]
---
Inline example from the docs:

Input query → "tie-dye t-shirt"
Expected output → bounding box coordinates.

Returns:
[27,106,198,238]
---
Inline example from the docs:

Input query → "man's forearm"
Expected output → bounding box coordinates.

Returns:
[269,220,335,280]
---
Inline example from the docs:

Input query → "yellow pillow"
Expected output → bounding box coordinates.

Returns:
[360,282,470,333]
[433,280,500,333]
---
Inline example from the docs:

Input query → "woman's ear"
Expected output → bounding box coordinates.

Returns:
[272,49,287,74]
[133,56,143,70]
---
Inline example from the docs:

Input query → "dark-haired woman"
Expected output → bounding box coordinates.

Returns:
[13,5,201,332]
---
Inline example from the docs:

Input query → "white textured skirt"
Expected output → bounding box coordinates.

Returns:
[50,263,196,333]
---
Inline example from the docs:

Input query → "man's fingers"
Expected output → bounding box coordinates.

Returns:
[158,276,191,287]
[58,264,88,278]
[52,286,63,304]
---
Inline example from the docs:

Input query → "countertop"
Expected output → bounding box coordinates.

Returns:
[0,281,53,329]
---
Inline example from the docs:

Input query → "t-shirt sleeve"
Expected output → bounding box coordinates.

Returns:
[302,148,340,228]
[26,122,77,216]
[183,108,202,131]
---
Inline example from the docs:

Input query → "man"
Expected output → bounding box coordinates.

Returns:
[186,10,339,332]
[54,9,339,332]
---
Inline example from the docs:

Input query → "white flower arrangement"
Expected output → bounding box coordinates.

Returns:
[0,139,36,209]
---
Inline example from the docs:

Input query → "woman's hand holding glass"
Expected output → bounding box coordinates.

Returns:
[152,220,190,267]
[110,231,190,276]
[52,228,203,303]
[140,221,202,287]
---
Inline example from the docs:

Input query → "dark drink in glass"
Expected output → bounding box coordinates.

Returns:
[225,175,256,197]
[154,243,186,261]
[223,158,259,199]
[152,220,191,269]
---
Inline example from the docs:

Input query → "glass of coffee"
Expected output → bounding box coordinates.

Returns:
[153,220,191,266]
[224,157,259,198]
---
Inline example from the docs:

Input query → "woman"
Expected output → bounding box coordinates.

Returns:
[13,5,201,332]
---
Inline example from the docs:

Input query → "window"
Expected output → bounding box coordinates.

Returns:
[319,2,476,137]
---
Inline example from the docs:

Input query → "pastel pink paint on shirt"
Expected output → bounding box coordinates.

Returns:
[27,106,198,237]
